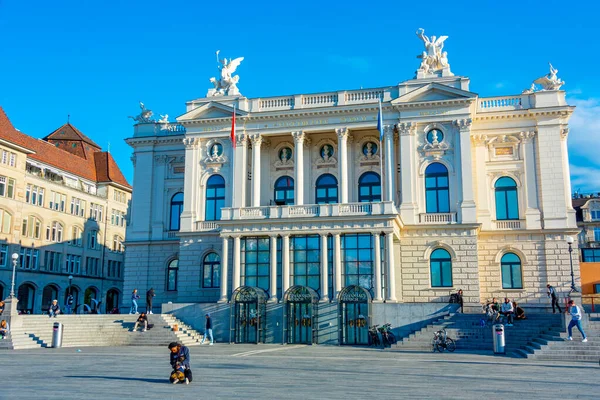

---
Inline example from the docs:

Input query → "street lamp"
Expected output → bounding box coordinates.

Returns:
[9,253,19,298]
[566,236,578,293]
[68,275,73,296]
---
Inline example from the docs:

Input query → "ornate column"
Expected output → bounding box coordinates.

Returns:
[269,235,278,302]
[473,134,492,230]
[519,131,542,229]
[180,137,199,231]
[372,232,383,302]
[384,125,395,202]
[453,119,476,223]
[385,232,397,302]
[398,122,417,224]
[320,233,329,302]
[233,133,248,208]
[336,127,349,204]
[232,235,241,290]
[282,234,290,294]
[218,236,229,302]
[249,133,263,207]
[333,233,342,299]
[291,131,305,205]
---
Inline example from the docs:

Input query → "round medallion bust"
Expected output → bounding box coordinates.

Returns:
[426,129,443,144]
[279,147,292,162]
[210,143,223,157]
[362,141,378,156]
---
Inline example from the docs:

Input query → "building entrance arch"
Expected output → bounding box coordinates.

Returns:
[337,285,371,345]
[229,286,268,344]
[17,283,36,314]
[283,285,319,344]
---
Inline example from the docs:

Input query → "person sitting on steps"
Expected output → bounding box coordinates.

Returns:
[48,300,61,318]
[513,301,526,320]
[133,312,148,332]
[0,319,9,339]
[500,298,514,326]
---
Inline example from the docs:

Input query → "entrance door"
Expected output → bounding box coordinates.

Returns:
[234,302,259,343]
[341,302,368,345]
[287,302,313,344]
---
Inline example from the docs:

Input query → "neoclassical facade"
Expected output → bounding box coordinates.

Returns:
[124,36,579,329]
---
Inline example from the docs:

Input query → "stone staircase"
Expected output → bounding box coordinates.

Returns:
[521,313,600,362]
[396,313,564,357]
[0,314,202,350]
[161,314,204,345]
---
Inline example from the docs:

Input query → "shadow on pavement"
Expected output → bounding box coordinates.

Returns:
[65,375,167,384]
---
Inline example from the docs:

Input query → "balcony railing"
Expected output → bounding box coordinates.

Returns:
[221,201,397,221]
[419,213,456,224]
[477,95,531,112]
[493,220,524,230]
[194,221,221,232]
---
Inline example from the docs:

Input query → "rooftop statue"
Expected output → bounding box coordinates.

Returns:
[415,28,453,78]
[208,50,244,97]
[128,101,155,124]
[533,63,565,91]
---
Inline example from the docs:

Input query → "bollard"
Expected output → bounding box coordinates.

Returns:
[52,322,64,348]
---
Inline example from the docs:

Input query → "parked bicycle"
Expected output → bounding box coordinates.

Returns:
[431,329,456,352]
[368,325,381,347]
[378,323,397,348]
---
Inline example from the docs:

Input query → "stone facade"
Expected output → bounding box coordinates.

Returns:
[124,45,579,319]
[0,110,131,314]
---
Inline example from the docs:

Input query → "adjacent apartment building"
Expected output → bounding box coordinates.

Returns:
[572,194,600,296]
[0,107,131,314]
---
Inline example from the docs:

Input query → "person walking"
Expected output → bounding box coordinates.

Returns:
[169,342,192,384]
[146,288,156,314]
[201,313,214,345]
[65,294,74,315]
[566,299,587,342]
[546,284,562,313]
[129,289,140,314]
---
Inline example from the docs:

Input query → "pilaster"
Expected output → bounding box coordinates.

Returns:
[320,233,330,303]
[398,122,418,224]
[333,233,342,299]
[292,131,306,205]
[232,235,241,290]
[233,133,248,208]
[372,232,383,302]
[520,131,542,229]
[218,236,229,302]
[336,127,349,204]
[385,233,397,302]
[249,133,263,207]
[180,137,199,232]
[453,118,477,223]
[384,125,395,202]
[269,235,278,302]
[473,134,492,230]
[282,234,291,294]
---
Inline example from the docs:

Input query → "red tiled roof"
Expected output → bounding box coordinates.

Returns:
[0,106,131,189]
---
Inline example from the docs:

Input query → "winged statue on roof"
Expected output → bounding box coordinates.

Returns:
[208,50,244,97]
[533,62,565,91]
[128,101,155,124]
[415,28,452,78]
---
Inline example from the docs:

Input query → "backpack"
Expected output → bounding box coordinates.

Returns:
[449,294,459,304]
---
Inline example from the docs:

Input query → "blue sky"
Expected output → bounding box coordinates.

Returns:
[1,0,599,192]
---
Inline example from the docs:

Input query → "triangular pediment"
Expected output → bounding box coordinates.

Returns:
[392,83,477,104]
[177,102,247,122]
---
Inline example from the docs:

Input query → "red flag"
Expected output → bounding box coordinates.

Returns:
[230,105,236,149]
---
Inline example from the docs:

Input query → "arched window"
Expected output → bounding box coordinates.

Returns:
[315,174,338,204]
[112,235,124,252]
[106,288,120,313]
[17,283,35,313]
[21,215,41,239]
[0,209,12,234]
[274,176,294,205]
[425,163,450,213]
[501,253,523,289]
[202,252,221,288]
[84,287,99,312]
[495,177,519,220]
[430,248,452,287]
[87,230,99,250]
[169,192,184,230]
[42,284,59,312]
[358,172,381,203]
[45,221,63,242]
[205,175,225,221]
[167,259,179,291]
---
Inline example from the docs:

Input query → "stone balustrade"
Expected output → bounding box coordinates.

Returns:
[419,212,457,224]
[477,95,531,112]
[493,220,523,230]
[220,201,397,221]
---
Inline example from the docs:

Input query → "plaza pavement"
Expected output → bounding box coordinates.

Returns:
[0,345,598,399]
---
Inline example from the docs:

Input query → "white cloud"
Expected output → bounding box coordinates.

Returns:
[567,97,600,193]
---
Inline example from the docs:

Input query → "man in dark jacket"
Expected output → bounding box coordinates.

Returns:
[546,284,561,313]
[201,313,214,345]
[133,312,148,332]
[48,300,61,318]
[168,342,192,384]
[146,288,156,314]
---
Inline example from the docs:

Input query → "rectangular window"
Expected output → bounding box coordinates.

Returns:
[19,247,39,270]
[86,257,100,276]
[70,226,82,246]
[582,248,600,262]
[9,153,16,167]
[595,228,600,242]
[44,251,62,272]
[90,203,103,222]
[240,237,270,292]
[88,231,98,250]
[21,216,41,239]
[591,210,600,220]
[25,184,44,206]
[65,254,82,274]
[342,233,374,291]
[290,235,321,294]
[49,191,66,212]
[1,150,6,164]
[70,197,86,217]
[0,244,7,267]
